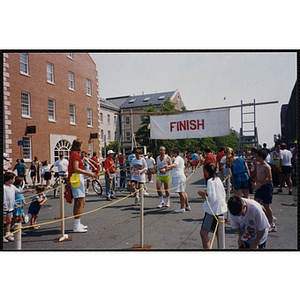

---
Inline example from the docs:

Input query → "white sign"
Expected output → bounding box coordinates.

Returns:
[150,109,230,140]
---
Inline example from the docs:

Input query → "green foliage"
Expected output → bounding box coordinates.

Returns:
[102,141,119,157]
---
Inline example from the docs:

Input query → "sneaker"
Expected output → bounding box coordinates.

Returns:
[7,235,14,241]
[73,225,87,233]
[3,237,9,243]
[149,181,154,183]
[175,208,185,213]
[81,224,88,229]
[158,199,164,208]
[143,191,149,196]
[85,190,89,194]
[288,190,293,195]
[269,223,277,232]
[165,199,170,207]
[185,206,191,211]
[277,188,283,192]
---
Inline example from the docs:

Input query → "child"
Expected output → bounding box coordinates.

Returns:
[3,173,34,243]
[11,177,33,228]
[28,185,47,229]
[198,162,227,249]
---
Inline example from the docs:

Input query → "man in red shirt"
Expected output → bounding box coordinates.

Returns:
[216,147,226,182]
[203,147,216,184]
[104,150,118,201]
[91,152,101,178]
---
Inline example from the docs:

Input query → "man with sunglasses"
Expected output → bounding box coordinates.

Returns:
[227,196,269,249]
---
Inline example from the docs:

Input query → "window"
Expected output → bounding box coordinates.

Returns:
[128,98,136,103]
[20,53,29,75]
[47,62,54,83]
[22,136,32,160]
[107,114,110,125]
[100,113,103,124]
[67,53,73,59]
[125,132,131,141]
[87,108,92,126]
[54,140,71,161]
[108,131,111,141]
[125,116,130,125]
[21,92,31,117]
[143,97,151,102]
[158,95,165,100]
[100,130,104,140]
[88,141,93,156]
[114,115,117,125]
[68,71,75,90]
[114,131,117,140]
[48,98,56,121]
[86,79,91,96]
[69,104,76,124]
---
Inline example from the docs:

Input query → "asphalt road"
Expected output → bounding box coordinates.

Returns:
[3,168,298,251]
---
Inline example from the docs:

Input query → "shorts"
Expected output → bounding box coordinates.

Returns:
[131,180,145,185]
[70,174,85,199]
[44,171,52,180]
[171,176,186,193]
[28,203,41,215]
[280,165,292,175]
[156,173,171,184]
[201,213,222,232]
[192,160,198,166]
[3,209,13,215]
[148,167,155,174]
[255,182,273,204]
[30,172,36,177]
[232,173,250,190]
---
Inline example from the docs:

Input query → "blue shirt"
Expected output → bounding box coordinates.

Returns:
[227,157,247,175]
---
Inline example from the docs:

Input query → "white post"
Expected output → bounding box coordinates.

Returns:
[14,223,22,250]
[218,216,225,249]
[60,178,65,236]
[139,184,144,248]
[227,176,230,221]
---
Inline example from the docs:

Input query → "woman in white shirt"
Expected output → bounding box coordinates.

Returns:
[41,160,52,189]
[198,162,227,249]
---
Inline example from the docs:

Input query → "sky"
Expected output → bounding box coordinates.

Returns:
[92,52,296,148]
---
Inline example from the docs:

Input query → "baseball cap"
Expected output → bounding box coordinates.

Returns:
[107,150,115,155]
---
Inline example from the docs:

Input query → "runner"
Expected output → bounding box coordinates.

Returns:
[155,146,172,208]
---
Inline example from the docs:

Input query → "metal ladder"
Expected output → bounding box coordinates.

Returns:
[238,99,259,156]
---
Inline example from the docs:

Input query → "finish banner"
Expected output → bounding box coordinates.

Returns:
[150,109,230,140]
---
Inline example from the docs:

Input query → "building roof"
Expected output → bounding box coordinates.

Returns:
[105,95,131,108]
[118,91,176,109]
[100,98,120,112]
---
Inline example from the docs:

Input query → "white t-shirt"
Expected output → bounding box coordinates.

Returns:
[4,184,20,211]
[53,158,69,175]
[229,198,269,245]
[280,149,292,166]
[220,155,226,169]
[171,156,185,179]
[146,157,155,168]
[131,157,147,183]
[203,177,227,215]
[41,164,51,175]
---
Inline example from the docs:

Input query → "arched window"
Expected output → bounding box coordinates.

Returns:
[54,139,71,161]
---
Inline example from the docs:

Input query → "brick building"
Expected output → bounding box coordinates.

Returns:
[3,52,101,166]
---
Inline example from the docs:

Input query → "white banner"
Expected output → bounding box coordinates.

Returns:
[150,109,230,140]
